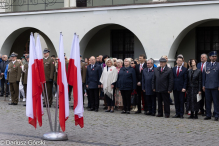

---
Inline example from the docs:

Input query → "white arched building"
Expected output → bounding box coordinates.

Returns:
[0,0,219,65]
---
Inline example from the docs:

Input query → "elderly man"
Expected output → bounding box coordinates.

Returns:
[197,53,208,116]
[0,55,9,97]
[203,51,219,121]
[142,58,156,116]
[152,58,173,118]
[86,56,102,112]
[7,52,21,105]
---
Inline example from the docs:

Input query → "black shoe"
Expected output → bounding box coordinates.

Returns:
[5,95,8,97]
[110,110,114,113]
[0,94,3,97]
[105,110,110,112]
[8,103,14,105]
[215,117,218,121]
[135,111,141,114]
[95,109,98,112]
[88,108,95,111]
[126,111,130,114]
[151,113,155,116]
[193,116,198,119]
[180,116,184,119]
[204,117,211,120]
[172,115,180,118]
[165,115,169,118]
[23,104,26,106]
[146,112,152,115]
[170,102,174,105]
[121,110,126,114]
[156,115,163,117]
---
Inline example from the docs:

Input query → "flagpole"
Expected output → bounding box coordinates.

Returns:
[44,83,53,131]
[41,83,53,132]
[54,84,59,132]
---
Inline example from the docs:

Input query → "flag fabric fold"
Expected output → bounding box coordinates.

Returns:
[58,33,69,132]
[67,34,84,128]
[26,33,43,128]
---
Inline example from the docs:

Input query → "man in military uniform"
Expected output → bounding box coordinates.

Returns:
[7,52,21,105]
[203,51,219,121]
[43,48,55,107]
[22,55,29,102]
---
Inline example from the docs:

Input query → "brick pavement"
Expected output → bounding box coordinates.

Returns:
[0,97,219,146]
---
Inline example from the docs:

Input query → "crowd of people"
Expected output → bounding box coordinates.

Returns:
[1,49,219,121]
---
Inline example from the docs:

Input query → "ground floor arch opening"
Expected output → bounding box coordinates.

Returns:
[170,19,219,65]
[1,27,56,58]
[81,24,145,60]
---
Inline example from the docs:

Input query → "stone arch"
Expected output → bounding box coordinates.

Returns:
[1,27,56,57]
[80,23,145,59]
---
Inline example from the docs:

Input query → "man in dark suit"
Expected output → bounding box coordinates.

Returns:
[142,59,156,116]
[152,58,173,118]
[86,56,102,112]
[135,54,147,114]
[197,53,207,116]
[203,51,219,121]
[0,55,9,97]
[172,57,187,119]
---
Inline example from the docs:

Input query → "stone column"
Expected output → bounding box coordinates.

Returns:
[64,0,70,7]
[70,0,76,7]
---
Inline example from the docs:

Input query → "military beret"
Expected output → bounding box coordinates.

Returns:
[11,52,18,57]
[159,57,167,62]
[209,51,217,56]
[43,48,50,54]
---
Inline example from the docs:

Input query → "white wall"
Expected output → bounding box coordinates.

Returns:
[0,1,219,62]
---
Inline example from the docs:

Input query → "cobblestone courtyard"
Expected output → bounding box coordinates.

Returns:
[0,97,219,146]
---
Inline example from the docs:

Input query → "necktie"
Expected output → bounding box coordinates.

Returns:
[161,67,163,72]
[148,69,150,72]
[140,64,142,73]
[201,63,204,72]
[177,67,180,77]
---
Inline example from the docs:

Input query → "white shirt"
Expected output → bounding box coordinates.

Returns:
[211,62,216,66]
[139,63,144,69]
[161,66,165,71]
[12,60,16,64]
[148,67,153,72]
[176,65,182,74]
[44,57,49,60]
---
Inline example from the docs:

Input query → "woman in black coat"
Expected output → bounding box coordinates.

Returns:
[117,58,137,114]
[187,59,202,119]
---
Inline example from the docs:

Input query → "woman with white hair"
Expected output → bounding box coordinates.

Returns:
[100,58,118,113]
[115,59,123,109]
[117,58,137,114]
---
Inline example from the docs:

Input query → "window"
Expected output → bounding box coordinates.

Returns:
[111,29,134,59]
[196,27,219,61]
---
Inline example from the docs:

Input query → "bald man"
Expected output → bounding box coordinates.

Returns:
[86,56,102,112]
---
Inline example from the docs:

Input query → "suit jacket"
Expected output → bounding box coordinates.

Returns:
[0,60,9,74]
[7,61,22,83]
[172,66,187,91]
[117,66,136,90]
[81,62,87,84]
[203,62,219,89]
[135,63,147,83]
[86,64,102,89]
[152,66,173,92]
[142,67,156,95]
[43,57,55,81]
[22,63,28,84]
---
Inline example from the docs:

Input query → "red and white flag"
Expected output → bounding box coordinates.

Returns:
[26,33,43,128]
[67,34,84,128]
[58,33,69,132]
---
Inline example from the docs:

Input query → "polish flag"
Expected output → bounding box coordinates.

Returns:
[67,34,84,128]
[57,33,69,132]
[26,33,43,128]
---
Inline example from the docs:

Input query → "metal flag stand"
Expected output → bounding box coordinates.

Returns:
[42,32,68,141]
[42,84,68,141]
